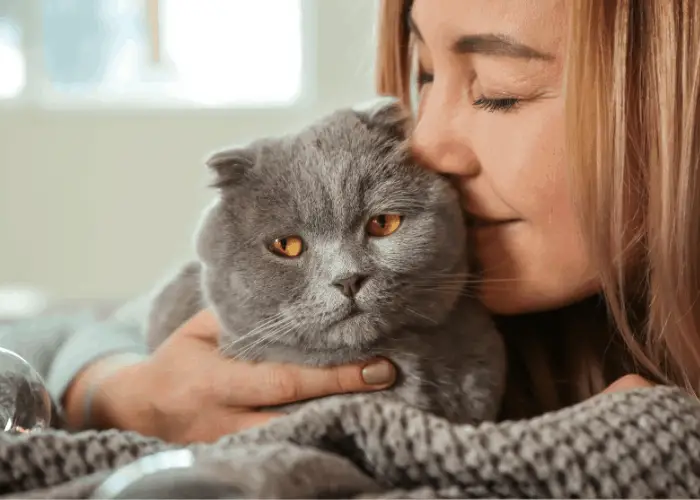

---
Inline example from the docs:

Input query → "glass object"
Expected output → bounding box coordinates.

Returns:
[40,0,303,106]
[0,347,52,432]
[0,0,25,99]
[91,449,245,499]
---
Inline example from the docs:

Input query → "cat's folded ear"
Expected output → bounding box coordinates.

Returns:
[352,96,412,139]
[205,147,256,189]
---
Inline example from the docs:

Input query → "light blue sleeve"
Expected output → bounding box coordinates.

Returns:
[0,300,150,403]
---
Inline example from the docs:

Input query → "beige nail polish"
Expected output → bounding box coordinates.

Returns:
[361,361,395,386]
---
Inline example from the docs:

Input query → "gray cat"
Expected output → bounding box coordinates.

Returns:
[145,99,506,424]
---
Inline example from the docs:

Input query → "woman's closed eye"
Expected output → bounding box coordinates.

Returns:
[472,96,520,112]
[417,69,521,113]
[417,69,434,86]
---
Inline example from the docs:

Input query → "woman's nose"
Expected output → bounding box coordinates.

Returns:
[411,87,479,177]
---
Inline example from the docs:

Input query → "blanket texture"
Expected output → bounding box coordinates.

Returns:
[0,386,699,498]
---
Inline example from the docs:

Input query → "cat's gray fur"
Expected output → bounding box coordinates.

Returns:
[145,99,506,424]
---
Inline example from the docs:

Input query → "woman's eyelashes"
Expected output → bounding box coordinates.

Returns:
[417,69,434,86]
[416,69,522,113]
[472,96,521,112]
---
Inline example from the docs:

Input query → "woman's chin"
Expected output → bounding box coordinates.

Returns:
[477,282,600,316]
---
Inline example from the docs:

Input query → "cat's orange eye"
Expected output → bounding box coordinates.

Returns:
[270,236,304,258]
[366,214,402,237]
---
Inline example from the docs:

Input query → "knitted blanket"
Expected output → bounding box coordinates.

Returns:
[1,386,699,498]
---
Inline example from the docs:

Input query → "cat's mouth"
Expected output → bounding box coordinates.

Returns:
[328,302,365,327]
[342,308,363,324]
[347,302,361,316]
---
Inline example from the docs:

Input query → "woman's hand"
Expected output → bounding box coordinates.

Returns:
[64,309,397,444]
[601,374,654,394]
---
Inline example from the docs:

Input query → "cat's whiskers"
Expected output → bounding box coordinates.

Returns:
[410,281,471,286]
[410,277,527,291]
[219,312,286,356]
[231,315,291,358]
[412,278,541,297]
[246,318,304,360]
[233,318,296,360]
[418,270,521,278]
[219,313,285,354]
[405,306,439,325]
[416,270,473,276]
[403,284,481,299]
[414,274,525,284]
[413,284,536,299]
[237,325,292,360]
[408,283,471,294]
[233,306,306,360]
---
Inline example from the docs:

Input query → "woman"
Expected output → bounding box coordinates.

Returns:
[4,0,697,443]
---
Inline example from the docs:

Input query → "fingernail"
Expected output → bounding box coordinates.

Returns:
[361,360,395,386]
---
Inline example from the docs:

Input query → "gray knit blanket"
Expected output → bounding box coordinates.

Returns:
[1,386,699,498]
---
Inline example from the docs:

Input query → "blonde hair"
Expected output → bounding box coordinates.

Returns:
[376,0,700,419]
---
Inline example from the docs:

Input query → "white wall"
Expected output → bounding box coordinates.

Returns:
[0,0,380,302]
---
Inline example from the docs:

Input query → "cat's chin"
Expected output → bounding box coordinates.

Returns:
[237,318,384,367]
[321,311,385,351]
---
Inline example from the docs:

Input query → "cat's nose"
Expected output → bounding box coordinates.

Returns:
[331,273,368,298]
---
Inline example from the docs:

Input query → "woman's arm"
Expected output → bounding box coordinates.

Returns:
[0,299,150,429]
[61,350,147,430]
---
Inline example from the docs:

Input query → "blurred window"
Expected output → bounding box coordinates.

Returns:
[0,0,303,107]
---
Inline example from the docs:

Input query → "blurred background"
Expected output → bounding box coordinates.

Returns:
[0,0,380,318]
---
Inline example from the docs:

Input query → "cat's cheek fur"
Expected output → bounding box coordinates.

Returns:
[368,209,467,327]
[193,200,228,268]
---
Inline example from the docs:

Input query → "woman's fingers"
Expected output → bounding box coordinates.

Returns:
[174,308,222,344]
[217,357,397,407]
[107,308,395,443]
[170,307,398,408]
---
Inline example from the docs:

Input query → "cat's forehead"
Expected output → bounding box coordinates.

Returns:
[257,112,413,197]
[222,110,447,234]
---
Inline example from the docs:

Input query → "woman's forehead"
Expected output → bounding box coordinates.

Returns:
[410,0,567,62]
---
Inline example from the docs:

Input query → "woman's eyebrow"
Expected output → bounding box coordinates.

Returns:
[408,16,554,62]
